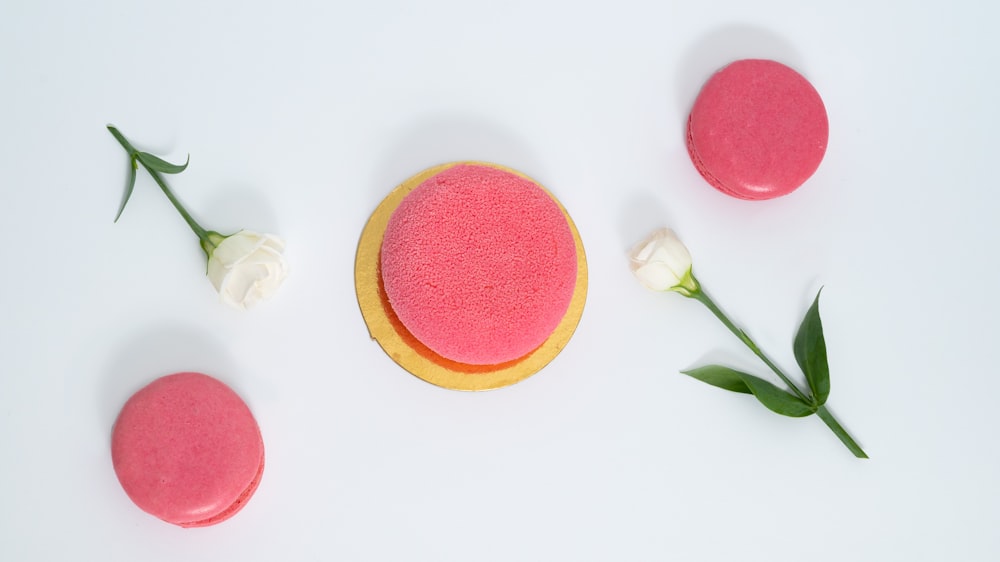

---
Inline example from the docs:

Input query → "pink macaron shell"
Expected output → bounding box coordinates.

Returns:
[380,164,578,366]
[686,59,829,200]
[111,372,264,528]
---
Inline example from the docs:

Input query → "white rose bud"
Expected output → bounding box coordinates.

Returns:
[628,228,699,296]
[206,230,289,309]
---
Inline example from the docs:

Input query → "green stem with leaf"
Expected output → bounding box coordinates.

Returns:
[107,125,224,256]
[684,276,868,459]
[691,289,812,404]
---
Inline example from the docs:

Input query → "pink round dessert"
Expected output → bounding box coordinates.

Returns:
[380,164,578,366]
[111,372,264,528]
[686,59,829,200]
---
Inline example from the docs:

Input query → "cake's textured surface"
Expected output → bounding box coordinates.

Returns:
[380,164,577,365]
[686,59,828,200]
[111,372,264,528]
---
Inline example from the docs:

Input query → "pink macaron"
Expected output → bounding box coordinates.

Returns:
[686,59,829,200]
[111,372,264,527]
[379,163,578,366]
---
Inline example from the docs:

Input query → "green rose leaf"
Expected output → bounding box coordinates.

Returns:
[741,373,816,417]
[683,365,816,417]
[137,151,189,174]
[114,156,138,222]
[794,289,830,406]
[682,365,751,394]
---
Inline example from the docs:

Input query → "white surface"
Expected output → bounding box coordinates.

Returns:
[2,0,998,560]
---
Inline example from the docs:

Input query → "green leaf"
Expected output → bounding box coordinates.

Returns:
[137,151,189,174]
[683,365,816,417]
[683,365,751,394]
[114,156,138,222]
[794,289,830,405]
[740,373,816,417]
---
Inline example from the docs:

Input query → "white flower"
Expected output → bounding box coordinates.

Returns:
[206,230,289,309]
[628,228,699,295]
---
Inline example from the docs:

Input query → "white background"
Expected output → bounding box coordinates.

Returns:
[2,0,998,560]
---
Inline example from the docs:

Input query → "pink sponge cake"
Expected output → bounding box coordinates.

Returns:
[380,164,578,366]
[355,162,588,391]
[111,372,264,527]
[686,59,829,200]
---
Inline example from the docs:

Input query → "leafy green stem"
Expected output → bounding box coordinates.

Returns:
[138,160,209,241]
[106,125,210,245]
[816,405,868,458]
[689,282,812,404]
[688,279,868,458]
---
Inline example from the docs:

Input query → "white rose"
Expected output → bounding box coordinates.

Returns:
[628,228,699,295]
[206,230,289,309]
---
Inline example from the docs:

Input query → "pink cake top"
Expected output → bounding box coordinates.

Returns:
[686,59,829,200]
[380,164,578,365]
[111,372,264,527]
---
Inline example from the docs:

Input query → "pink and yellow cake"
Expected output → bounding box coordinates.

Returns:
[356,162,587,390]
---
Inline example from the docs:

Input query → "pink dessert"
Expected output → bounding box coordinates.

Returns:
[111,372,264,527]
[686,59,829,200]
[380,164,577,365]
